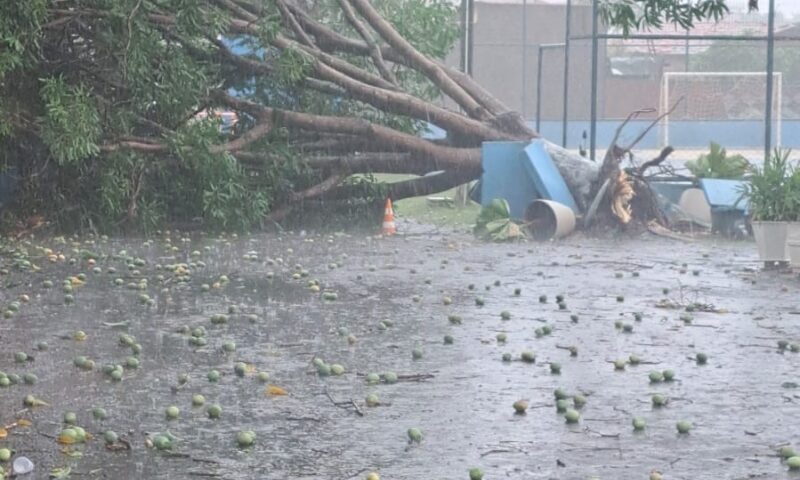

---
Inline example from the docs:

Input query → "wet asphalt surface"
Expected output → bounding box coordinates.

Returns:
[0,221,799,479]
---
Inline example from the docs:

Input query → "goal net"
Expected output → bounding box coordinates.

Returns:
[659,72,782,147]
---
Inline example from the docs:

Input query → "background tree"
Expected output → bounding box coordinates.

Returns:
[0,0,728,231]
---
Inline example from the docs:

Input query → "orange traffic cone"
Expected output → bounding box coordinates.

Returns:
[382,198,396,235]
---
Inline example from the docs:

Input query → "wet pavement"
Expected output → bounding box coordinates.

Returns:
[0,222,799,479]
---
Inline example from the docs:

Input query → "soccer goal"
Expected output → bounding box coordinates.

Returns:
[659,72,782,148]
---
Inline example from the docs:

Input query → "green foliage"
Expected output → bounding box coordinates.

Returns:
[600,0,729,36]
[0,0,47,78]
[686,142,749,179]
[38,77,101,165]
[743,148,797,221]
[474,198,524,241]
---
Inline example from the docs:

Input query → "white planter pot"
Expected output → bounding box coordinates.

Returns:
[789,242,800,268]
[751,221,789,262]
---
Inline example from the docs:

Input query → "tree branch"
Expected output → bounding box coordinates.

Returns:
[336,0,398,85]
[215,91,482,170]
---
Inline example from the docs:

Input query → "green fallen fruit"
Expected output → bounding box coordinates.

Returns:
[616,295,625,302]
[534,328,544,338]
[442,297,452,306]
[411,348,423,360]
[570,314,579,323]
[234,362,247,377]
[257,372,270,383]
[469,468,484,480]
[614,359,626,371]
[496,333,507,343]
[59,428,79,444]
[63,412,77,425]
[317,363,331,377]
[622,323,633,333]
[104,430,118,445]
[614,320,623,329]
[165,406,180,420]
[632,417,646,430]
[443,335,454,345]
[207,370,220,382]
[0,448,10,461]
[779,446,797,459]
[541,325,552,335]
[365,373,380,384]
[236,430,255,447]
[778,340,789,350]
[14,352,27,363]
[649,371,664,383]
[554,388,569,400]
[153,435,172,450]
[573,394,587,408]
[539,295,547,303]
[555,399,569,412]
[131,343,142,355]
[520,351,536,363]
[73,426,87,442]
[383,372,398,384]
[207,404,222,419]
[407,427,423,443]
[628,354,641,365]
[125,357,139,369]
[73,356,88,368]
[366,394,380,407]
[676,420,692,433]
[662,369,675,381]
[564,408,580,423]
[7,373,19,385]
[192,394,206,407]
[652,394,667,407]
[500,311,511,320]
[222,341,236,353]
[513,399,528,414]
[634,312,643,322]
[448,315,463,325]
[330,364,345,376]
[366,472,380,480]
[93,407,107,420]
[475,298,485,306]
[177,373,189,385]
[110,369,123,381]
[550,363,561,374]
[514,288,521,296]
[788,456,800,469]
[23,373,37,384]
[696,353,708,364]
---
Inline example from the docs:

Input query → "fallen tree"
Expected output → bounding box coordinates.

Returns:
[0,0,730,231]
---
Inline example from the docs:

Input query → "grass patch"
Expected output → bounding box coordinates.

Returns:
[373,174,480,228]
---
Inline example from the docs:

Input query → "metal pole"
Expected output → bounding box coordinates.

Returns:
[684,28,690,72]
[537,45,544,132]
[460,0,467,73]
[590,0,598,160]
[765,0,776,159]
[560,0,572,147]
[522,0,528,118]
[467,0,474,76]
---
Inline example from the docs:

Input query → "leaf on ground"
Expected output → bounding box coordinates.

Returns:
[61,447,83,458]
[50,466,72,478]
[0,428,7,439]
[17,419,32,426]
[266,384,288,396]
[245,364,257,374]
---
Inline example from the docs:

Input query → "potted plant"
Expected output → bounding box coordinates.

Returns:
[786,168,800,266]
[743,148,795,263]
